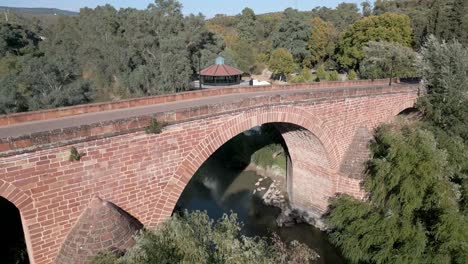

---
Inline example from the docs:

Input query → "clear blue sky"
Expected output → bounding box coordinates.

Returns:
[0,0,364,17]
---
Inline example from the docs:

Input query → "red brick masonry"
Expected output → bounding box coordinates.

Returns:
[0,80,419,263]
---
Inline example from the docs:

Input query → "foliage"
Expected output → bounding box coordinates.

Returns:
[269,48,295,79]
[251,143,286,170]
[328,70,339,81]
[310,3,361,32]
[92,211,317,264]
[315,64,328,82]
[307,17,337,67]
[328,33,468,264]
[289,68,313,84]
[359,41,420,80]
[145,118,167,134]
[237,8,256,44]
[417,36,468,141]
[327,125,467,264]
[347,69,357,80]
[336,13,413,70]
[69,147,82,162]
[272,8,311,64]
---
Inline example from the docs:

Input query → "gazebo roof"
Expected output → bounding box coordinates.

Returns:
[200,64,243,77]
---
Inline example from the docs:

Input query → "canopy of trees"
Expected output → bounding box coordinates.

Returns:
[336,13,413,70]
[1,0,467,114]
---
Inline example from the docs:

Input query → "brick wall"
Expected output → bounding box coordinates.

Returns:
[0,86,418,263]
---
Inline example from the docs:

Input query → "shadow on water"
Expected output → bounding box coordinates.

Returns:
[174,125,345,264]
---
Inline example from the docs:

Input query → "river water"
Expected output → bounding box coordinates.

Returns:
[174,157,344,264]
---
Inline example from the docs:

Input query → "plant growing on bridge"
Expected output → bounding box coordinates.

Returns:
[145,118,167,134]
[69,147,82,162]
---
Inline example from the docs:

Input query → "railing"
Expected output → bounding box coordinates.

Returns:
[0,79,407,126]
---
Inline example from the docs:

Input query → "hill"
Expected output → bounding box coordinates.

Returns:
[0,6,78,17]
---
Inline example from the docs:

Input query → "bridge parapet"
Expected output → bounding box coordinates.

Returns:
[0,83,419,157]
[0,79,398,127]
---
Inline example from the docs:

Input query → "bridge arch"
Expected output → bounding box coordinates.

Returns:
[0,179,34,264]
[153,106,340,226]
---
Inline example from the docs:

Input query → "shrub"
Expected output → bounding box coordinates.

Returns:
[315,64,328,81]
[145,118,167,134]
[348,69,357,80]
[91,211,318,264]
[328,70,339,81]
[69,147,82,162]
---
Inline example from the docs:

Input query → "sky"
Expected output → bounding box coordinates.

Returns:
[0,0,363,17]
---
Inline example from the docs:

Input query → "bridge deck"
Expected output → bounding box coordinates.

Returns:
[0,83,412,139]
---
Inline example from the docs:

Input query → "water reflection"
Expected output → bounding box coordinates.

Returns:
[175,158,344,264]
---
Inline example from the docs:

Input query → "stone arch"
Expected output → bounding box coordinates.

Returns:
[153,106,339,225]
[0,179,34,264]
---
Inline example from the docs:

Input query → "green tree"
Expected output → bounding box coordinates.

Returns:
[359,41,420,82]
[361,1,373,17]
[307,17,337,67]
[328,70,339,81]
[272,8,311,64]
[92,211,317,264]
[315,64,328,81]
[336,13,413,70]
[237,8,256,44]
[327,125,468,264]
[311,3,361,32]
[348,69,358,80]
[417,36,468,140]
[269,48,295,81]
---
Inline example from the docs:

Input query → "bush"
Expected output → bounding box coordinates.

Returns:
[328,70,339,81]
[69,147,82,162]
[348,69,357,80]
[315,64,328,81]
[145,118,167,134]
[92,211,318,264]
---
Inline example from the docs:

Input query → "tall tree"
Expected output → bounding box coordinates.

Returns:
[237,7,256,44]
[307,17,337,67]
[269,48,295,80]
[359,41,420,82]
[335,13,413,70]
[272,8,311,64]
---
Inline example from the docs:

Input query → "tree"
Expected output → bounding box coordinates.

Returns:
[348,69,358,80]
[359,41,420,83]
[361,1,373,17]
[237,8,256,44]
[417,36,468,141]
[307,17,337,67]
[269,48,295,80]
[310,3,361,32]
[336,13,413,70]
[92,211,317,264]
[327,125,468,264]
[315,64,328,81]
[272,8,311,64]
[230,40,255,74]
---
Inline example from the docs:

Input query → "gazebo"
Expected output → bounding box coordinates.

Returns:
[200,57,243,86]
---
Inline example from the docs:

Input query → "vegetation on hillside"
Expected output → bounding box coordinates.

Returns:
[1,0,466,114]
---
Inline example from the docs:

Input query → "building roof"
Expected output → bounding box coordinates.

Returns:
[200,64,243,77]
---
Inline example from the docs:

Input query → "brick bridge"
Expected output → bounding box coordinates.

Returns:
[0,79,420,263]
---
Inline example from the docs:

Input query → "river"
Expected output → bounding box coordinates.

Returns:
[174,156,345,264]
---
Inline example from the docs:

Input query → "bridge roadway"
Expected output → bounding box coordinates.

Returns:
[0,83,410,138]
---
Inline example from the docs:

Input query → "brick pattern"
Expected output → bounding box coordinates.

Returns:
[0,86,418,264]
[55,197,142,264]
[339,127,373,179]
